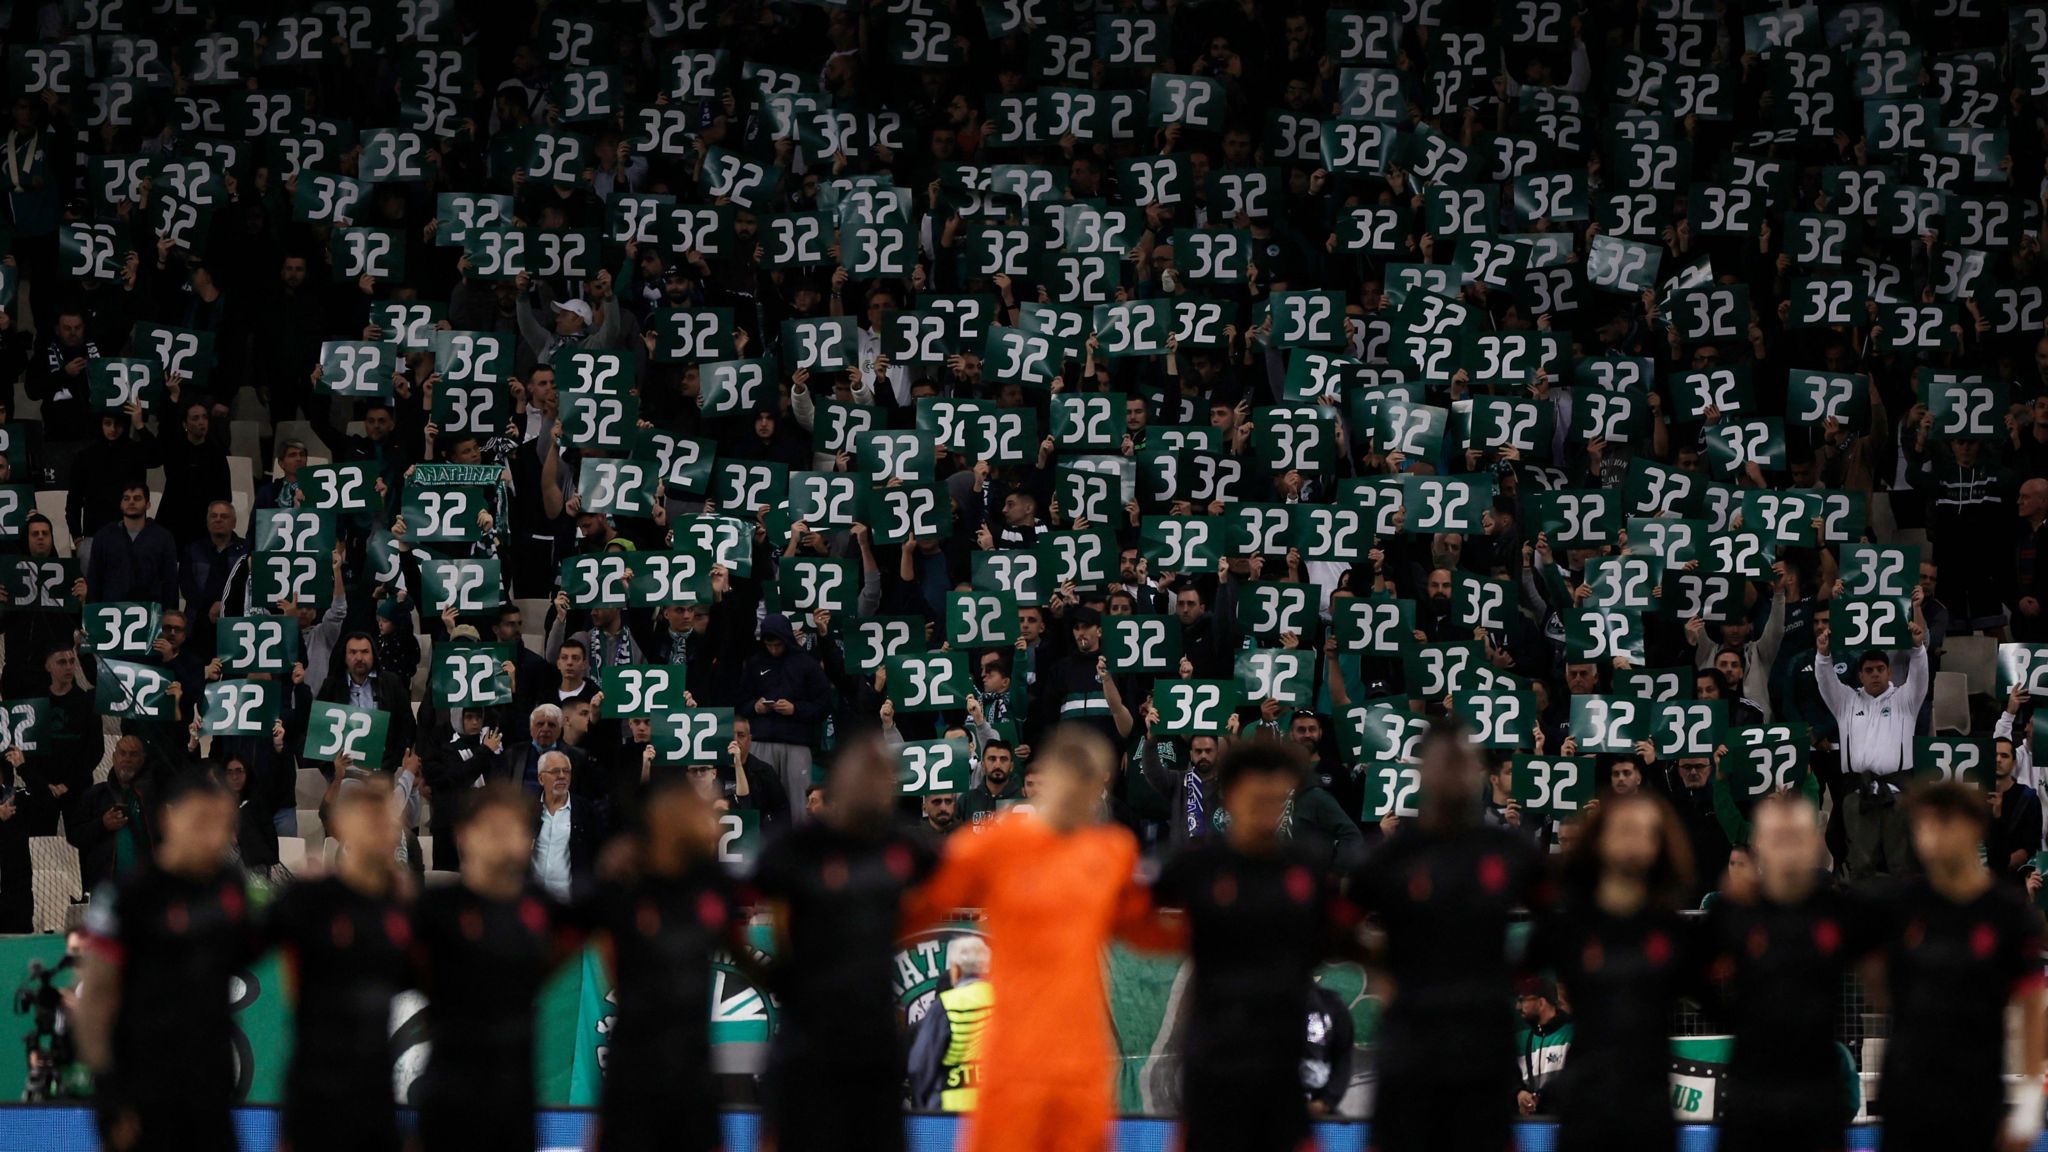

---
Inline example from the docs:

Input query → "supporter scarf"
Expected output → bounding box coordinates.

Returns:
[1183,768,1206,840]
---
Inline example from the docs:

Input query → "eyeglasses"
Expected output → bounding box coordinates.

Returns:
[161,624,185,633]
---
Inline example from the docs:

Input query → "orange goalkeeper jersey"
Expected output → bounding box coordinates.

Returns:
[904,812,1173,1085]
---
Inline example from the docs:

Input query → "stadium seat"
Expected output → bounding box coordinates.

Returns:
[277,836,308,875]
[227,455,254,503]
[418,835,435,871]
[145,467,163,516]
[275,419,330,461]
[229,420,262,468]
[1866,492,1896,545]
[34,488,72,555]
[298,809,325,849]
[1940,634,1998,699]
[29,836,81,933]
[1931,671,1970,735]
[295,767,328,810]
[230,386,264,423]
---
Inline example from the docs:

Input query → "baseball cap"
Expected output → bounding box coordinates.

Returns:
[551,299,594,325]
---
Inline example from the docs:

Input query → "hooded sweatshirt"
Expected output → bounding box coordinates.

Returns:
[740,613,831,747]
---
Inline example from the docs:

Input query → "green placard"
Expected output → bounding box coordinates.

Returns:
[579,458,658,520]
[82,601,160,660]
[421,557,501,615]
[1404,642,1484,701]
[1333,597,1415,649]
[1103,616,1180,675]
[299,462,381,514]
[652,708,735,766]
[216,616,297,675]
[401,485,491,543]
[898,739,974,795]
[201,680,281,736]
[627,551,712,609]
[1512,755,1595,818]
[429,643,513,708]
[1140,516,1225,572]
[559,553,631,609]
[1724,723,1810,799]
[302,701,391,766]
[1151,679,1240,736]
[1235,649,1314,707]
[96,657,174,720]
[1361,760,1422,819]
[87,358,164,412]
[598,665,690,719]
[840,616,922,675]
[1568,695,1647,754]
[1911,737,1991,790]
[887,651,971,713]
[778,557,857,615]
[1345,702,1426,765]
[251,508,337,556]
[2,556,77,612]
[945,591,1019,649]
[1564,608,1645,664]
[1651,699,1726,760]
[1839,544,1920,599]
[1454,689,1537,749]
[1832,595,1911,650]
[250,552,330,611]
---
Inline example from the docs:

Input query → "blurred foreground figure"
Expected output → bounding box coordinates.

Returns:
[267,775,414,1152]
[905,726,1174,1152]
[582,778,745,1152]
[1152,738,1338,1152]
[77,774,251,1152]
[411,783,576,1152]
[1340,718,1549,1152]
[754,737,935,1152]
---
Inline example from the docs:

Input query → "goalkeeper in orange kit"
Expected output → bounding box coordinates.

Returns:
[903,726,1179,1152]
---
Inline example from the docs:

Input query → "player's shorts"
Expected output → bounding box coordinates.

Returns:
[761,1060,904,1152]
[1367,1072,1516,1152]
[964,1075,1117,1152]
[1180,1070,1312,1152]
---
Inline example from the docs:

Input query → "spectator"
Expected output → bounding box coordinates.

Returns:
[725,715,792,831]
[741,614,830,814]
[179,501,247,640]
[221,755,279,875]
[920,793,961,836]
[0,745,32,932]
[86,482,178,606]
[1302,982,1354,1119]
[68,735,157,892]
[2015,479,2048,641]
[26,308,99,449]
[1514,978,1572,1116]
[145,397,229,550]
[958,739,1023,829]
[1988,735,2043,886]
[1813,596,1932,880]
[313,633,417,772]
[905,936,993,1112]
[530,751,604,900]
[501,704,589,798]
[67,413,150,546]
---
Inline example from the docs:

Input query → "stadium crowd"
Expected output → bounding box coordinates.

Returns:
[0,0,2045,1146]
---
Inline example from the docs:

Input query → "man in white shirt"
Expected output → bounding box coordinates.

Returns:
[1813,587,1930,880]
[531,752,575,899]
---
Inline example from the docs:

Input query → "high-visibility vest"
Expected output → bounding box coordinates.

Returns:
[937,980,994,1112]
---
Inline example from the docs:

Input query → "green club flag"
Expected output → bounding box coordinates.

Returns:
[302,702,391,766]
[430,643,514,708]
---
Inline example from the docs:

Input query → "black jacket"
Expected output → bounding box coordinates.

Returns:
[86,519,180,605]
[67,775,159,893]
